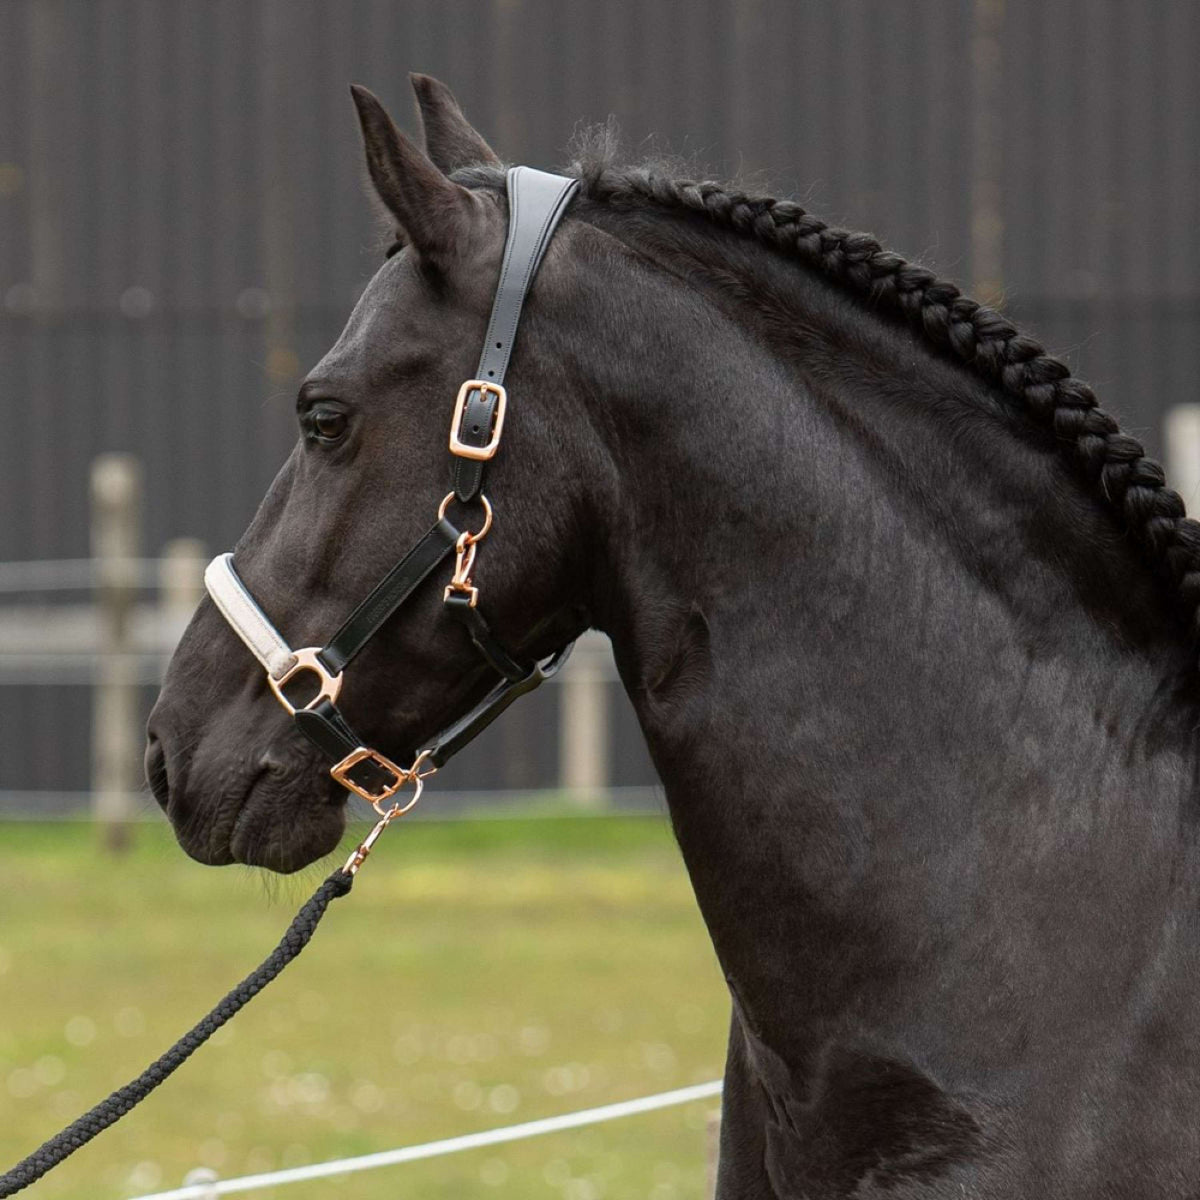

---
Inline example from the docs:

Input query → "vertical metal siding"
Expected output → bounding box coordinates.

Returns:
[0,0,1196,799]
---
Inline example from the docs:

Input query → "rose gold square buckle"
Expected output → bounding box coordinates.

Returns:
[449,380,507,461]
[330,746,420,812]
[267,647,343,716]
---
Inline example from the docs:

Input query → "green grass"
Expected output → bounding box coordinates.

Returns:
[0,815,727,1200]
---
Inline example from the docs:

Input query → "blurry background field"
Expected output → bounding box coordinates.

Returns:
[0,813,727,1200]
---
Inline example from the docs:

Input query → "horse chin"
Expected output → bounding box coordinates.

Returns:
[224,775,348,873]
[167,764,348,875]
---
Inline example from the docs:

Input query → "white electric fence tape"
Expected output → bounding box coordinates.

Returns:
[131,1080,723,1199]
[203,553,296,680]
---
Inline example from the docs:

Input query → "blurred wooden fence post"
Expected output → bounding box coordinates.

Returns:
[707,1107,721,1197]
[159,537,207,639]
[91,454,142,852]
[1166,404,1200,513]
[559,634,610,807]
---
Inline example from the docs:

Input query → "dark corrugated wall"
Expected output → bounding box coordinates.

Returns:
[0,0,1197,800]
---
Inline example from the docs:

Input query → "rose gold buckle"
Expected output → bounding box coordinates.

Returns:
[337,752,438,874]
[267,647,343,716]
[449,380,507,461]
[330,746,421,811]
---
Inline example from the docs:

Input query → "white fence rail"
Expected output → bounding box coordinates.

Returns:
[132,1081,723,1200]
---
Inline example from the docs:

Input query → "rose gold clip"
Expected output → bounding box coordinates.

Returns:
[446,533,479,605]
[438,493,493,607]
[341,802,405,876]
[340,750,437,876]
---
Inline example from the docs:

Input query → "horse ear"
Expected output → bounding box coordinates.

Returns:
[410,74,501,173]
[349,84,477,266]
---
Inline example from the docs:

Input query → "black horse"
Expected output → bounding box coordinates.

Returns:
[147,76,1200,1196]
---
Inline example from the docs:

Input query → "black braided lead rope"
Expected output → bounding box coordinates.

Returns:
[0,867,354,1197]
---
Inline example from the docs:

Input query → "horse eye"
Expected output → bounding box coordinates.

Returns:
[310,409,348,443]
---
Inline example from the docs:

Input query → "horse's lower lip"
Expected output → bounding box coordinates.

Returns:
[226,773,347,873]
[227,766,271,854]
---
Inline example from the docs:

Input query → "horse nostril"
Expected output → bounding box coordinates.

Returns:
[145,734,170,812]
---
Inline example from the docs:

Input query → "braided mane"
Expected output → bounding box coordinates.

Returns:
[582,163,1200,644]
[455,150,1200,649]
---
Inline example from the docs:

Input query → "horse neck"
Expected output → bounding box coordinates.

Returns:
[578,209,1200,1045]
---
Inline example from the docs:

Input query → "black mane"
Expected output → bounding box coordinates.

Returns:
[456,148,1200,655]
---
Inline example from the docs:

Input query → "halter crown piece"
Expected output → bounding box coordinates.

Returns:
[205,166,580,829]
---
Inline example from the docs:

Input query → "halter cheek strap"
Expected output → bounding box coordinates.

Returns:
[452,167,580,502]
[203,166,579,809]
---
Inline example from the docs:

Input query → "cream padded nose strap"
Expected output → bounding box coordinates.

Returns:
[204,553,297,680]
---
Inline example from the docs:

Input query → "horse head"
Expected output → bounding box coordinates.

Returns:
[147,79,609,871]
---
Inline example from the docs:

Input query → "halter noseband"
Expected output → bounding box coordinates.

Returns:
[205,166,580,812]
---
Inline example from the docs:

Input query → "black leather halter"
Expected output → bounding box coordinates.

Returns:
[206,166,580,807]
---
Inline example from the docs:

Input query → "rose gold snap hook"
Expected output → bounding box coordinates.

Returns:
[437,492,493,543]
[453,532,478,579]
[445,556,480,607]
[339,767,430,876]
[342,802,401,876]
[444,531,480,602]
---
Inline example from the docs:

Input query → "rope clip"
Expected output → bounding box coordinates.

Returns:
[340,750,437,877]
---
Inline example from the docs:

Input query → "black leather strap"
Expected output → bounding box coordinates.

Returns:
[423,642,575,768]
[294,701,401,793]
[320,518,459,675]
[296,641,573,789]
[452,167,580,502]
[443,593,528,682]
[294,699,359,760]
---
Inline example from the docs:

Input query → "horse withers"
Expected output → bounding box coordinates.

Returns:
[147,75,1200,1196]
